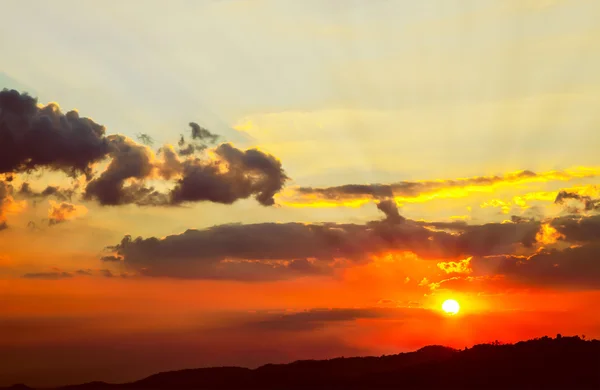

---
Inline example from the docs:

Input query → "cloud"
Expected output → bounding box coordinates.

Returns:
[100,255,123,262]
[22,268,126,280]
[0,181,13,227]
[19,182,76,202]
[177,122,219,156]
[106,210,545,280]
[535,222,564,246]
[376,200,405,223]
[83,135,159,205]
[1,89,289,209]
[440,215,600,290]
[471,243,600,289]
[22,271,73,280]
[0,89,110,179]
[555,190,600,213]
[550,214,600,244]
[281,167,600,207]
[83,132,287,207]
[0,179,25,229]
[100,269,114,278]
[481,199,512,214]
[103,212,600,284]
[169,143,288,206]
[243,308,410,332]
[437,257,472,274]
[47,201,87,225]
[135,133,154,146]
[107,224,346,280]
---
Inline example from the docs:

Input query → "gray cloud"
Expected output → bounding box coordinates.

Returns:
[105,211,600,282]
[83,135,156,205]
[106,209,546,280]
[376,200,405,224]
[100,255,123,262]
[82,127,287,207]
[243,308,417,332]
[295,170,539,201]
[551,214,600,244]
[0,89,110,179]
[1,90,289,210]
[22,268,125,280]
[170,143,288,207]
[100,269,114,278]
[471,242,600,289]
[554,190,600,213]
[19,182,76,202]
[177,122,219,156]
[22,271,73,280]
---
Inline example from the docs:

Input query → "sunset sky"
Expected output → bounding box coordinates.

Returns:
[2,0,600,387]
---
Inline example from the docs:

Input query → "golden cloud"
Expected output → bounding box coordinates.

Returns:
[279,167,600,208]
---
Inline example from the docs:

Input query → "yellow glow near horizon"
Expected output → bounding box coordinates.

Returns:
[442,299,460,315]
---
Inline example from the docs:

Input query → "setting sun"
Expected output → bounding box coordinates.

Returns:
[442,299,460,315]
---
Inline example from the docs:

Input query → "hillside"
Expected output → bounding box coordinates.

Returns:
[5,335,600,390]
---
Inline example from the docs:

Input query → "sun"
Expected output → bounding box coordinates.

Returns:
[442,299,460,315]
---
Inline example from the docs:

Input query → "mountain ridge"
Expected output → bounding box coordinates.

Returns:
[5,335,600,390]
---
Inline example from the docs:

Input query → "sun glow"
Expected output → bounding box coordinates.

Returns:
[442,299,460,315]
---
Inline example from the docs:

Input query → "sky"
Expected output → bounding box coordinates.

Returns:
[2,0,600,386]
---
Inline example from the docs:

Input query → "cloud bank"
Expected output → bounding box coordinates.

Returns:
[0,89,289,227]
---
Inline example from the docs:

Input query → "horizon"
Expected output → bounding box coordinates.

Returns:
[2,0,600,387]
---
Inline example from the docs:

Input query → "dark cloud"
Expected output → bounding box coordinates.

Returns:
[244,308,409,332]
[82,125,286,207]
[471,242,600,289]
[106,210,545,280]
[458,219,540,252]
[104,211,600,283]
[170,143,288,206]
[1,90,289,209]
[189,122,219,144]
[177,122,219,156]
[19,182,75,202]
[511,215,535,224]
[0,89,110,179]
[376,200,405,224]
[22,271,73,280]
[135,133,154,146]
[555,190,600,213]
[84,135,156,205]
[550,214,600,244]
[84,140,288,207]
[295,170,539,201]
[22,268,124,280]
[100,255,123,262]
[107,225,338,280]
[100,269,114,278]
[444,215,600,290]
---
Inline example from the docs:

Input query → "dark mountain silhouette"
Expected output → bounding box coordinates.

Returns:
[4,335,600,389]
